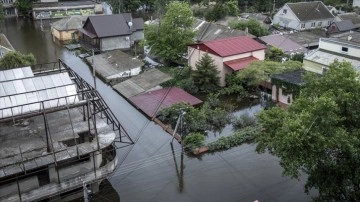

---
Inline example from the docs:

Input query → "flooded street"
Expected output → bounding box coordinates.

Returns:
[3,18,314,201]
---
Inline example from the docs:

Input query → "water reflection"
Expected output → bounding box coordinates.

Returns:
[170,143,185,193]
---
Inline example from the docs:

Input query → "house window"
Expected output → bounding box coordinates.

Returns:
[283,9,287,14]
[311,22,315,27]
[342,47,348,52]
[301,23,305,29]
[318,22,322,26]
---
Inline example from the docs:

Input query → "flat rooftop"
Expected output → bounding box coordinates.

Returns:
[304,49,360,70]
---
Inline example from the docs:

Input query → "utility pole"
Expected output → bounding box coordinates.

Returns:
[171,110,186,144]
[83,182,89,202]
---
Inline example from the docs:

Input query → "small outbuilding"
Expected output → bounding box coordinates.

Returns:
[51,15,87,41]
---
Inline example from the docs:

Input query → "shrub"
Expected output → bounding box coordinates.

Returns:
[232,113,257,130]
[183,132,205,150]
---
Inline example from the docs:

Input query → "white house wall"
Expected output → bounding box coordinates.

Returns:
[319,39,360,58]
[131,31,144,43]
[101,36,130,51]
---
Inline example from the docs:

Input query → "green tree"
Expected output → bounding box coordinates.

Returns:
[229,19,269,37]
[266,47,285,62]
[145,1,195,64]
[256,61,360,201]
[192,53,220,93]
[0,51,36,70]
[0,3,5,21]
[236,60,302,87]
[14,0,33,17]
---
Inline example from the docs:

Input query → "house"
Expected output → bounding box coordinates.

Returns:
[188,36,266,86]
[303,38,360,74]
[272,1,335,31]
[331,30,360,44]
[326,5,338,15]
[285,30,326,49]
[335,13,360,28]
[51,15,87,41]
[2,0,17,17]
[259,34,307,55]
[271,69,306,108]
[78,14,144,52]
[0,61,133,201]
[326,20,356,35]
[193,19,254,42]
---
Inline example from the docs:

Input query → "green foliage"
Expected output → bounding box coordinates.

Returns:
[145,2,195,63]
[266,47,285,62]
[192,53,220,93]
[184,132,205,150]
[224,0,239,16]
[157,98,232,134]
[256,61,360,201]
[0,51,36,70]
[290,52,305,63]
[207,126,258,151]
[204,4,228,21]
[14,0,33,16]
[232,113,257,130]
[228,19,269,37]
[0,3,5,21]
[236,60,302,87]
[220,73,248,97]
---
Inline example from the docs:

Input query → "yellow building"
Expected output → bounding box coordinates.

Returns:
[51,15,87,41]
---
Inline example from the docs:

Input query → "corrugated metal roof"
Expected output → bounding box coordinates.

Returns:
[287,1,334,21]
[0,67,33,82]
[224,57,258,71]
[259,34,306,54]
[129,87,202,118]
[199,36,266,57]
[0,70,79,119]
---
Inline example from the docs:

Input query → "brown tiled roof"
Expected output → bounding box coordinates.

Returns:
[287,1,334,21]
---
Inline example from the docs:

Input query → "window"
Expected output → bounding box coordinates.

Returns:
[311,22,315,27]
[342,47,348,52]
[301,23,305,29]
[318,22,322,26]
[328,21,332,25]
[283,9,287,14]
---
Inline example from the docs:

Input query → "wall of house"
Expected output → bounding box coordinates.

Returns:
[131,31,144,43]
[272,85,293,107]
[52,28,78,41]
[354,0,360,7]
[303,59,324,74]
[0,176,39,198]
[101,36,130,51]
[319,39,360,58]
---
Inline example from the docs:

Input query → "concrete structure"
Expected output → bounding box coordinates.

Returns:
[0,60,133,201]
[303,38,360,74]
[188,36,266,86]
[273,1,335,31]
[78,14,144,52]
[51,16,87,41]
[32,1,103,20]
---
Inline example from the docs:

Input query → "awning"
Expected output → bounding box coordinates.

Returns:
[224,56,258,71]
[78,28,97,39]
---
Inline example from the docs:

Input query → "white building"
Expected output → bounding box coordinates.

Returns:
[273,1,335,31]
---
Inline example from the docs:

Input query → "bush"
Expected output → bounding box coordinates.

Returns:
[204,4,227,21]
[183,132,205,150]
[228,19,269,37]
[232,113,257,130]
[207,126,258,152]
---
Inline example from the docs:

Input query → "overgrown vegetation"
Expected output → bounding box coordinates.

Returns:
[183,132,206,150]
[0,51,36,70]
[207,126,258,152]
[228,19,269,37]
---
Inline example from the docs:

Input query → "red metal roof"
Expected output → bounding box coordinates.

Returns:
[129,87,202,118]
[224,57,258,71]
[190,36,266,57]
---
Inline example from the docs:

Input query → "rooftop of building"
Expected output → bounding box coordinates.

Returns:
[271,69,307,86]
[284,1,335,21]
[304,49,360,70]
[259,34,307,54]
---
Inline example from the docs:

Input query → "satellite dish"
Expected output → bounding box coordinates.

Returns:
[128,21,133,27]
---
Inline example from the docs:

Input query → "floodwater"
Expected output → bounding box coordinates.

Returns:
[3,18,315,201]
